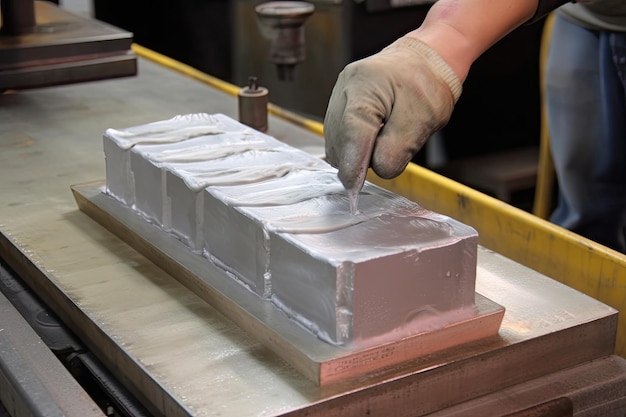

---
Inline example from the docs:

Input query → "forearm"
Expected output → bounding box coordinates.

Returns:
[406,0,538,82]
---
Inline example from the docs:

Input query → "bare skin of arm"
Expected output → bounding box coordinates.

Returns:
[407,0,538,82]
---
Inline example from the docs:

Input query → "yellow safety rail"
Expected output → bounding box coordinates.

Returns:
[133,44,626,358]
[131,44,324,137]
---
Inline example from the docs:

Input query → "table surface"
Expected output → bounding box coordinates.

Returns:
[0,58,618,417]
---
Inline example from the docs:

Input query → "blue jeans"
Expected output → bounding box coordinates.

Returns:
[547,15,626,253]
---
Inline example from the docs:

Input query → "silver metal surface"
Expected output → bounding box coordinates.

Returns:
[0,57,621,416]
[72,181,506,386]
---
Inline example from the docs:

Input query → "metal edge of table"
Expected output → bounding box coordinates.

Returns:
[0,231,175,417]
[0,226,619,417]
[0,283,103,417]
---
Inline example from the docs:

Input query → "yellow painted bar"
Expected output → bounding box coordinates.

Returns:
[134,44,626,358]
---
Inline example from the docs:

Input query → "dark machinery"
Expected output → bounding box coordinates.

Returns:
[0,0,136,91]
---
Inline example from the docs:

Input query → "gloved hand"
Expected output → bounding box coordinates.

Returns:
[324,37,463,192]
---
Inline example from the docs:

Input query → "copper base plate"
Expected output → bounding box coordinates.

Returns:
[71,180,505,386]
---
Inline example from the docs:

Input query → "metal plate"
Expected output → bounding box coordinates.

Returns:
[0,57,619,416]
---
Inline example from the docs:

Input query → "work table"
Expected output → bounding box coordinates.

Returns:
[0,56,624,417]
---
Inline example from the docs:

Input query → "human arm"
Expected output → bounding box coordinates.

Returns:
[323,0,568,194]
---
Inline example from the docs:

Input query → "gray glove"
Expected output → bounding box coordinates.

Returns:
[324,37,462,193]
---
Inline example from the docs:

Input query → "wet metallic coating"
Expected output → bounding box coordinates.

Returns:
[104,113,480,345]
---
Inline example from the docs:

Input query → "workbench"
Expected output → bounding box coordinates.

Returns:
[1,51,626,417]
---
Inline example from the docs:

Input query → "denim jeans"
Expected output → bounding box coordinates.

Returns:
[547,14,626,253]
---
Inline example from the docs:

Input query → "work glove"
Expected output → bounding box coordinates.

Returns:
[324,37,463,193]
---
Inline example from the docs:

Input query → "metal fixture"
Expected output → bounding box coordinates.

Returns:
[255,1,314,81]
[0,0,136,91]
[238,76,269,132]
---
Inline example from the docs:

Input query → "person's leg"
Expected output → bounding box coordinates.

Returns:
[547,15,626,253]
